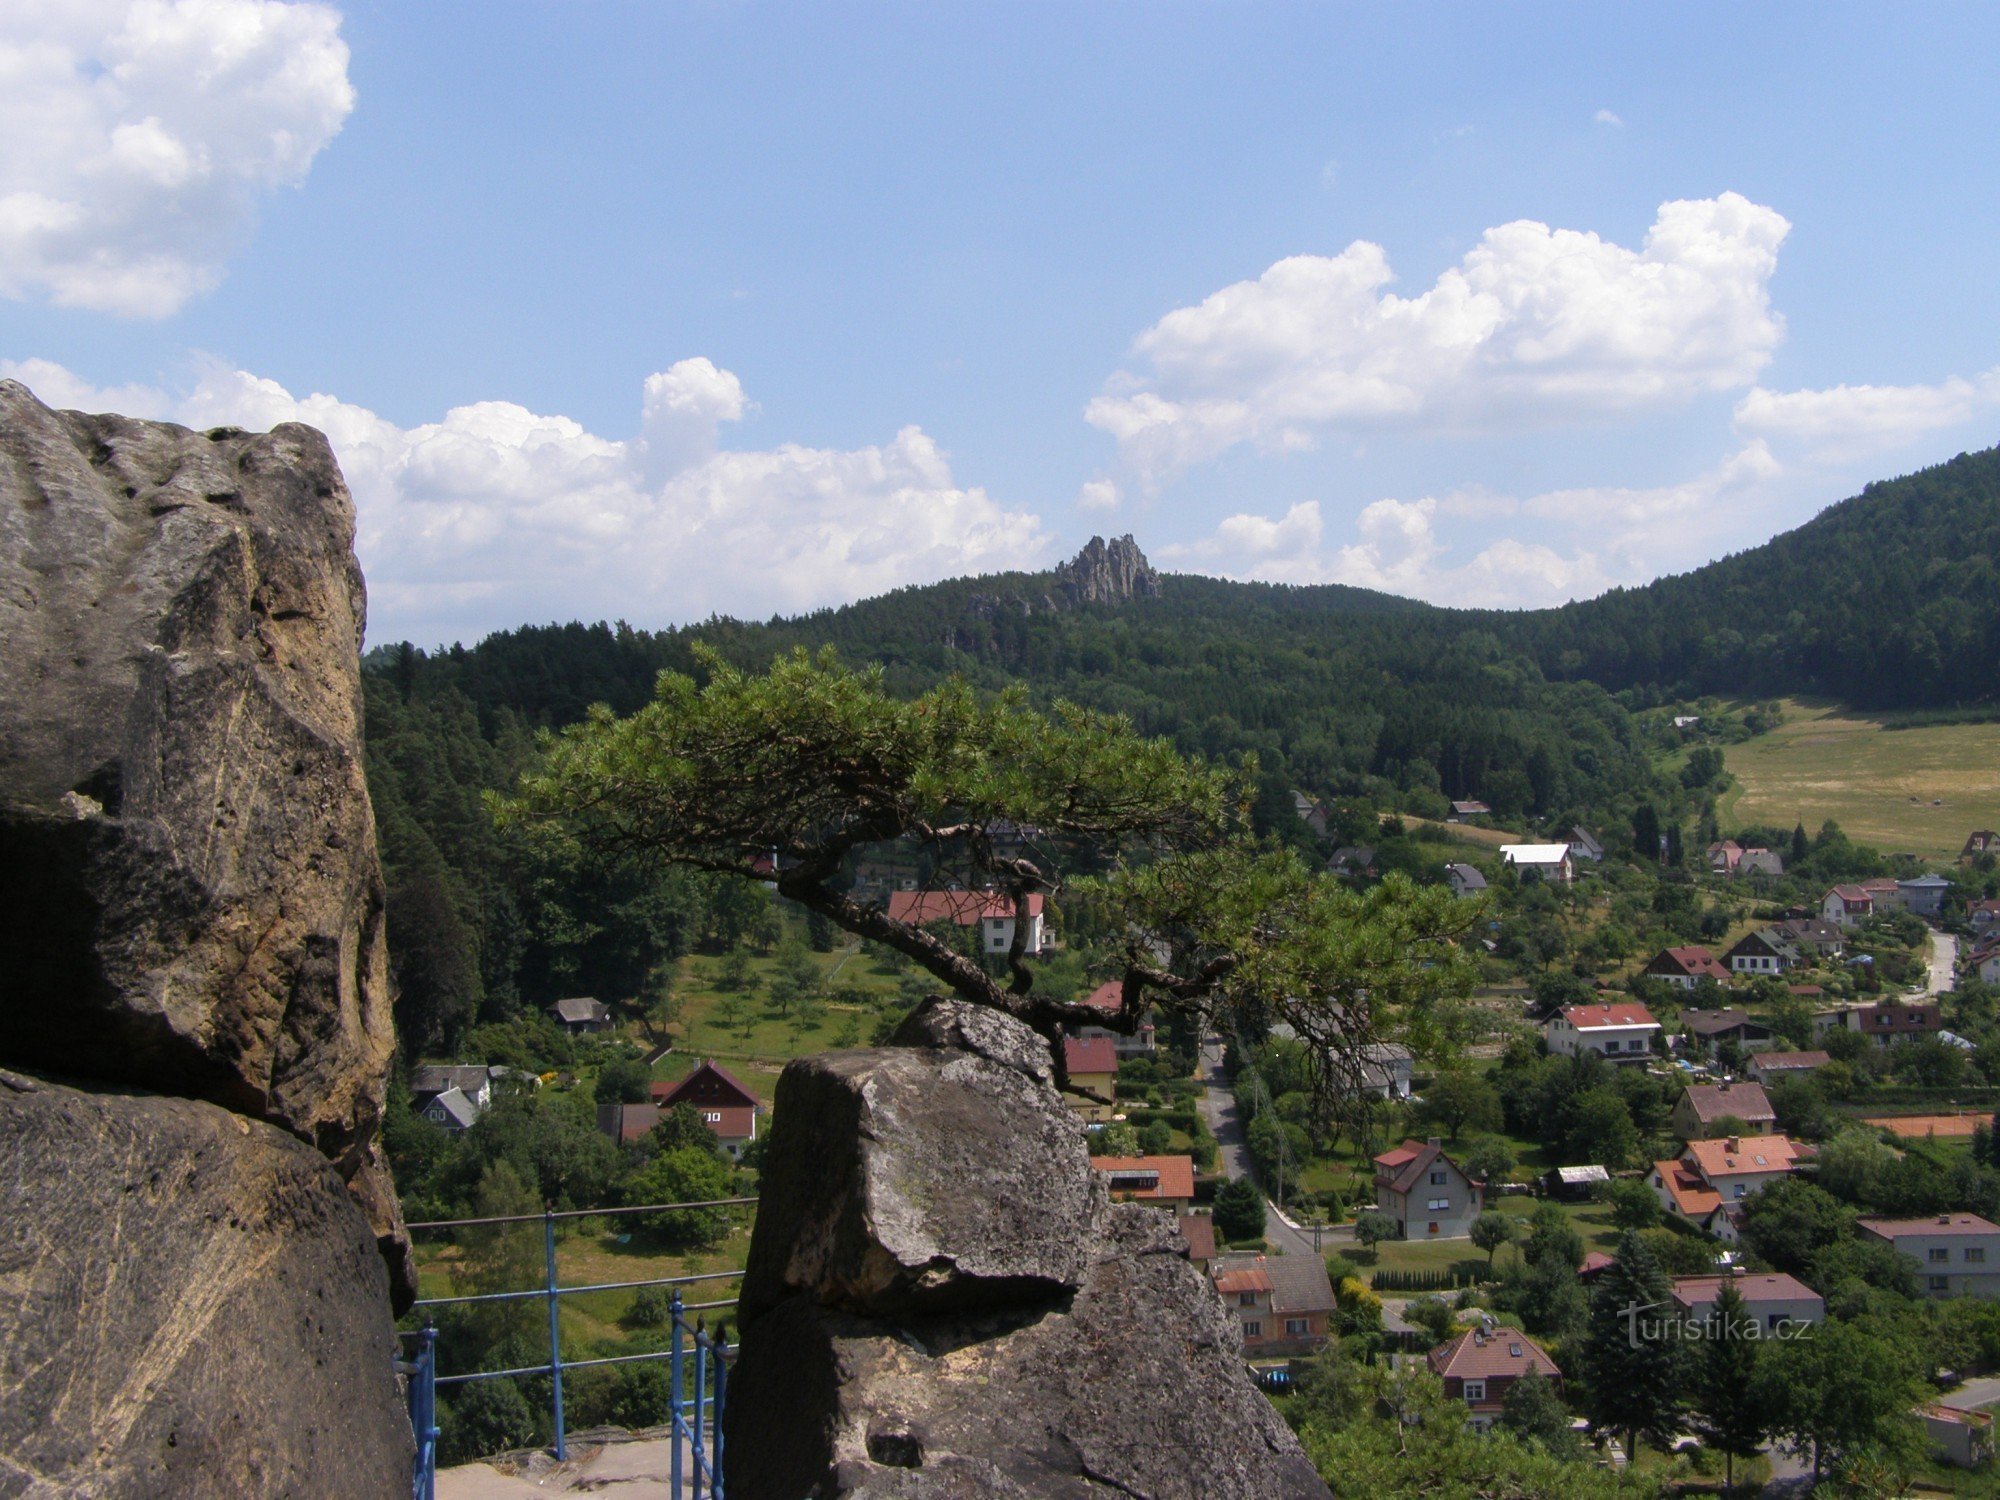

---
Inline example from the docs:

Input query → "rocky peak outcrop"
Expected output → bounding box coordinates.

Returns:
[1051,533,1158,608]
[727,998,1330,1499]
[0,382,412,1493]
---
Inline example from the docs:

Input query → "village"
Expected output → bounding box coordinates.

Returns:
[395,804,2000,1486]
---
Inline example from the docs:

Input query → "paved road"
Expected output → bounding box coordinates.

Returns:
[1196,1038,1338,1260]
[1942,1375,2000,1409]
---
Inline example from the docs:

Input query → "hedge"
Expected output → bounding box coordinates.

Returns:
[1369,1264,1492,1293]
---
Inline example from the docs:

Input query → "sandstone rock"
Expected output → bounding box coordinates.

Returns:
[0,1068,412,1498]
[1051,534,1158,608]
[739,1010,1104,1323]
[728,1009,1330,1499]
[0,381,405,1285]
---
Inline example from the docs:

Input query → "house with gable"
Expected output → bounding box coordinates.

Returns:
[1679,1007,1774,1051]
[1212,1252,1336,1357]
[547,996,613,1034]
[1814,1000,1943,1047]
[1567,827,1605,864]
[1091,1155,1195,1211]
[1062,1034,1120,1120]
[1968,899,2000,933]
[1445,863,1488,898]
[1651,1133,1811,1236]
[1327,845,1377,878]
[886,888,1050,957]
[1771,916,1846,961]
[1428,1324,1561,1430]
[421,1086,482,1132]
[648,1059,761,1157]
[1643,946,1731,990]
[1963,831,2000,866]
[1372,1138,1483,1240]
[1822,879,1905,929]
[1071,980,1157,1061]
[1724,928,1802,977]
[1500,843,1573,884]
[1545,1000,1661,1062]
[1671,1081,1776,1141]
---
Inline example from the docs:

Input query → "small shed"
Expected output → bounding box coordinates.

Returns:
[1544,1164,1610,1202]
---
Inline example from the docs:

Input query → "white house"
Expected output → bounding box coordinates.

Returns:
[1567,827,1605,863]
[1445,862,1488,898]
[1822,880,1904,929]
[1859,1215,2000,1299]
[1358,1042,1415,1099]
[1545,1001,1661,1063]
[1500,844,1573,884]
[886,889,1050,956]
[1373,1138,1484,1240]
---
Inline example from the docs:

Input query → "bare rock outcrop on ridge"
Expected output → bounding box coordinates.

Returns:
[726,998,1330,1500]
[0,380,407,1287]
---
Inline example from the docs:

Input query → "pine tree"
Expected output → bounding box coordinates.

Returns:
[1791,820,1810,865]
[1687,1280,1767,1490]
[1581,1230,1688,1462]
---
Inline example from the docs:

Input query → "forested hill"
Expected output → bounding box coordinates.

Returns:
[1486,442,2000,708]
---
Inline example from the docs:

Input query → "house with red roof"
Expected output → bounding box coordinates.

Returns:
[1963,831,2000,866]
[1651,1133,1810,1238]
[649,1059,761,1157]
[1212,1253,1336,1357]
[1671,1081,1776,1141]
[885,888,1049,955]
[1671,1271,1823,1331]
[1072,979,1157,1060]
[1428,1324,1561,1429]
[1814,1000,1943,1048]
[1062,1034,1119,1120]
[1822,879,1904,929]
[1642,946,1732,990]
[1090,1155,1195,1210]
[1544,1000,1661,1063]
[1372,1138,1483,1240]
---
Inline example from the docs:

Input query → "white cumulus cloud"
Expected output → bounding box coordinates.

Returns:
[0,0,354,316]
[4,357,1052,644]
[1088,193,1791,484]
[1733,370,2000,462]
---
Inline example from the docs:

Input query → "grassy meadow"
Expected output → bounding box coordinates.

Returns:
[1719,698,2000,859]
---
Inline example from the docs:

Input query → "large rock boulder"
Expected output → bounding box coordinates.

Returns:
[0,1068,412,1498]
[0,381,406,1286]
[726,1000,1330,1499]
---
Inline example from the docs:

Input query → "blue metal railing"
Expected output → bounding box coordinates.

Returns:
[396,1198,754,1496]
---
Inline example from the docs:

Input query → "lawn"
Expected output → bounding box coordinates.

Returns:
[1719,698,2000,860]
[1384,813,1523,850]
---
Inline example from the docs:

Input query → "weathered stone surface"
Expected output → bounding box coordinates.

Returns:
[728,1206,1328,1499]
[739,1012,1104,1322]
[729,1010,1330,1499]
[0,1068,412,1499]
[0,381,405,1283]
[1051,533,1158,608]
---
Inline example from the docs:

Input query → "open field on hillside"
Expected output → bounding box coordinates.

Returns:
[1385,813,1521,849]
[1719,699,2000,859]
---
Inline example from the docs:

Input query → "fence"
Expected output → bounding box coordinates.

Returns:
[398,1197,756,1498]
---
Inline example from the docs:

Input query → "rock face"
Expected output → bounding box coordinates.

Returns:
[0,381,406,1287]
[0,1068,412,1497]
[1051,534,1159,608]
[726,999,1330,1500]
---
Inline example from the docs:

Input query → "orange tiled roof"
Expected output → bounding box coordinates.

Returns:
[1654,1158,1722,1217]
[1091,1155,1196,1201]
[1684,1134,1806,1179]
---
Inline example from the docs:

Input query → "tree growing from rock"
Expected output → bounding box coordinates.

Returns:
[501,647,1477,1091]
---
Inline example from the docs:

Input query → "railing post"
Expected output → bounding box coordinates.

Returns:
[545,1208,566,1462]
[409,1324,439,1500]
[670,1292,685,1496]
[712,1328,728,1495]
[693,1319,709,1497]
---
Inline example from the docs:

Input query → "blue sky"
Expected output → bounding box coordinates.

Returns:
[4,3,1997,646]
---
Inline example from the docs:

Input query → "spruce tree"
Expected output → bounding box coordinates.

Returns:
[1687,1280,1767,1490]
[1581,1230,1688,1462]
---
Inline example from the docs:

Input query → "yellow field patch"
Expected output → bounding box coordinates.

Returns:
[1720,700,2000,860]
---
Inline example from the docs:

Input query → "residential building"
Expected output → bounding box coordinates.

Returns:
[1290,792,1330,838]
[1372,1138,1483,1240]
[1672,1081,1777,1141]
[1177,1213,1218,1274]
[886,889,1050,956]
[1212,1253,1336,1358]
[1063,1035,1120,1120]
[1724,929,1802,977]
[1921,1403,1996,1469]
[1652,1134,1810,1234]
[1500,843,1573,884]
[649,1059,761,1157]
[1815,1001,1943,1047]
[1982,950,2000,986]
[1428,1325,1561,1430]
[1858,1215,2000,1299]
[1444,862,1488,898]
[1738,848,1786,879]
[1072,980,1157,1060]
[1770,916,1846,960]
[1968,899,2000,931]
[1545,1001,1661,1062]
[1670,1271,1823,1331]
[1822,879,1904,929]
[1643,946,1731,990]
[1357,1041,1415,1100]
[1567,827,1606,863]
[1962,831,2000,865]
[1327,845,1376,878]
[1543,1165,1610,1201]
[1091,1155,1196,1211]
[1746,1050,1833,1084]
[1679,1008,1774,1049]
[597,1101,663,1146]
[1899,874,1952,918]
[547,996,613,1034]
[1447,799,1492,823]
[420,1086,481,1132]
[410,1064,505,1118]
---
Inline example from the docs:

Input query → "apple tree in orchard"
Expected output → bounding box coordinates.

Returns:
[499,647,1478,1100]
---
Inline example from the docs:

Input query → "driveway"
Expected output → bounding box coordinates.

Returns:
[1928,929,1959,996]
